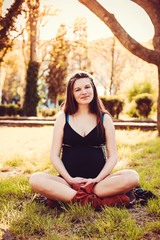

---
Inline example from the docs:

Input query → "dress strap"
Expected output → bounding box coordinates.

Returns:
[102,113,105,122]
[66,113,69,123]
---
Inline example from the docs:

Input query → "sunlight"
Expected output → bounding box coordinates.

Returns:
[2,0,154,42]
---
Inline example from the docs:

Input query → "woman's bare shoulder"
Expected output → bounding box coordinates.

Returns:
[103,113,113,123]
[55,111,66,126]
[103,113,114,129]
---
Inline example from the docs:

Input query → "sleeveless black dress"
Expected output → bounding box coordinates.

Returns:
[61,114,106,179]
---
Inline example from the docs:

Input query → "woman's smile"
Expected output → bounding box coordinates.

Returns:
[73,78,94,104]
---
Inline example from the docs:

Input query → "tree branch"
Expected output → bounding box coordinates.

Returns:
[78,0,160,66]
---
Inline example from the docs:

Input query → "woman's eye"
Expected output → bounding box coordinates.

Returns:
[75,89,80,92]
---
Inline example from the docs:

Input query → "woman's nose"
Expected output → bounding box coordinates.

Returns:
[81,88,87,94]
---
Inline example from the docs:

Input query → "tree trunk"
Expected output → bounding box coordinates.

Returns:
[109,37,115,95]
[78,0,160,135]
[28,0,39,62]
[157,66,160,136]
[23,0,40,116]
[0,63,5,104]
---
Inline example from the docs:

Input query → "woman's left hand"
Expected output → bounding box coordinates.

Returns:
[82,178,99,187]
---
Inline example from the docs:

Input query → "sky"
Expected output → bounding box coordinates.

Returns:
[3,0,154,42]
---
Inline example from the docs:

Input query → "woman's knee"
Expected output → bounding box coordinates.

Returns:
[29,172,43,188]
[127,170,140,187]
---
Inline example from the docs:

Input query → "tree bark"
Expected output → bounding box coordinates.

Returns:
[28,0,40,62]
[78,0,160,65]
[78,0,160,135]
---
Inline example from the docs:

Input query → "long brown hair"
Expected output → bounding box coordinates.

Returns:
[63,71,109,134]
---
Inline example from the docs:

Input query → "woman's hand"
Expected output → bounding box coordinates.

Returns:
[67,177,102,187]
[81,178,100,187]
[67,177,87,186]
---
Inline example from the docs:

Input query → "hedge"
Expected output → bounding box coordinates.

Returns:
[134,93,154,118]
[100,96,124,119]
[0,104,23,116]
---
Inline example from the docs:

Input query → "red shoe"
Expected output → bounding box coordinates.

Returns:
[72,183,130,209]
[72,183,101,210]
[100,194,130,207]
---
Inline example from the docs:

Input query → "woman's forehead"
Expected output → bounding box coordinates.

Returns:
[73,78,91,88]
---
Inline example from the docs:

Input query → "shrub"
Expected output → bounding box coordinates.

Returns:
[134,93,153,118]
[0,104,23,116]
[0,105,6,116]
[58,96,65,107]
[127,81,153,102]
[100,96,124,118]
[126,101,139,118]
[39,108,58,117]
[7,104,16,116]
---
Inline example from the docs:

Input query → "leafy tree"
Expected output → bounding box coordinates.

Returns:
[23,61,39,116]
[0,0,25,103]
[78,0,160,135]
[23,0,40,116]
[69,17,91,72]
[0,0,25,63]
[46,24,70,106]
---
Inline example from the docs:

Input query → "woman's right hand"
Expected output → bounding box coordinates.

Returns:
[67,177,87,186]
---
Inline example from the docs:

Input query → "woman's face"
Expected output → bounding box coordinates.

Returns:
[73,78,94,105]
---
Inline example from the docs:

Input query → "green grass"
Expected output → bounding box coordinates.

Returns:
[0,128,160,239]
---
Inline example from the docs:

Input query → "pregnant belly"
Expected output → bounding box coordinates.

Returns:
[61,146,106,178]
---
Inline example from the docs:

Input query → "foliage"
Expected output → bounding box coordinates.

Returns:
[100,96,124,118]
[125,101,139,118]
[2,51,23,104]
[46,24,70,105]
[58,96,65,107]
[38,107,58,117]
[0,0,25,62]
[0,104,6,116]
[134,93,154,118]
[23,61,40,116]
[127,81,154,102]
[0,104,23,116]
[69,17,91,72]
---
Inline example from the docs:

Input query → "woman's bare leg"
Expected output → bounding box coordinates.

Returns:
[29,172,76,202]
[93,169,139,198]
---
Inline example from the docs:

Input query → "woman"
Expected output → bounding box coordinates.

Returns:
[29,71,139,209]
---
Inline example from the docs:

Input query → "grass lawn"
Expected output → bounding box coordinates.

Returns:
[0,127,160,240]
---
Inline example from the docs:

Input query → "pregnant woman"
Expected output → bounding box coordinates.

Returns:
[29,71,139,209]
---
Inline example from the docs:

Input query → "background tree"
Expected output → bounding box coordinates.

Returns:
[46,24,70,106]
[78,0,160,135]
[2,50,24,104]
[69,17,91,73]
[23,0,40,116]
[0,0,25,103]
[0,0,25,63]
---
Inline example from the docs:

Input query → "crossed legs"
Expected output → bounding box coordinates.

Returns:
[29,169,139,202]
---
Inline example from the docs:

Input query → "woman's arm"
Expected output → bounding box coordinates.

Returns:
[94,114,118,182]
[50,111,86,185]
[83,113,118,186]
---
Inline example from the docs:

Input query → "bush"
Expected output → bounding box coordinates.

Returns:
[100,96,124,118]
[0,105,6,116]
[0,104,23,116]
[58,96,65,107]
[39,108,58,117]
[134,93,154,118]
[126,101,139,118]
[127,81,153,102]
[7,104,16,116]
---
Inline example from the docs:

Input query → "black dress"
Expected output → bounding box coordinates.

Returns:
[61,114,106,178]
